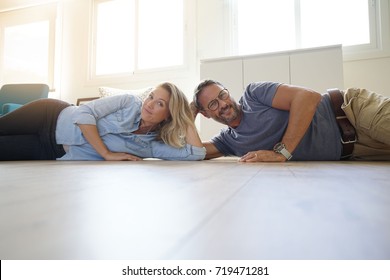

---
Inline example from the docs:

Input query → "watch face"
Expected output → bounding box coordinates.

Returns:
[273,142,285,152]
[273,142,292,160]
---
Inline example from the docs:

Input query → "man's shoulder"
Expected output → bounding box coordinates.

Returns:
[245,81,281,92]
[241,81,281,106]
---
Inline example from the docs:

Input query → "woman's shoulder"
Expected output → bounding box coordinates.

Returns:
[101,93,142,103]
[85,93,143,110]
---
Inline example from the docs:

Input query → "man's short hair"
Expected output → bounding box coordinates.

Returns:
[193,79,224,110]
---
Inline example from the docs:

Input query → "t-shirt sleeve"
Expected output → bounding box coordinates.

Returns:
[241,81,281,107]
[211,128,237,156]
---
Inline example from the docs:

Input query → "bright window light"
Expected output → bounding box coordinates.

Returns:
[237,0,371,55]
[138,0,183,69]
[300,0,369,47]
[94,0,184,76]
[95,0,134,75]
[237,0,296,55]
[3,21,49,83]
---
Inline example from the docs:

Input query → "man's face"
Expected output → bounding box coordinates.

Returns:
[197,84,241,127]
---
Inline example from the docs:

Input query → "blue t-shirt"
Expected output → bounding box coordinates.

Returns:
[211,82,342,160]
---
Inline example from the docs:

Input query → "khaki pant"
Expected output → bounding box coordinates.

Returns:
[342,88,390,160]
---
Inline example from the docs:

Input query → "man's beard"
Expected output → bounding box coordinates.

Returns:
[212,102,241,126]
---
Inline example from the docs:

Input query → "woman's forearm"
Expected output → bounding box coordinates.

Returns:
[185,124,203,148]
[77,124,110,158]
[77,124,141,161]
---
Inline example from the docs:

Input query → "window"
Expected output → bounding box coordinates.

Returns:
[233,0,388,60]
[94,0,134,76]
[91,0,185,78]
[0,3,57,88]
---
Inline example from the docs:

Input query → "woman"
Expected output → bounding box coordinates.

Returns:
[0,82,206,161]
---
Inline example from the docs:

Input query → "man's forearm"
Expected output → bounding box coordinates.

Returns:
[281,90,322,153]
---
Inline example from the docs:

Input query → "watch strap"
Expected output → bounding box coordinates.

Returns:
[279,147,292,160]
[273,142,292,160]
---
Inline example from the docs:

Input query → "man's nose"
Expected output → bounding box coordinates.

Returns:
[219,99,228,108]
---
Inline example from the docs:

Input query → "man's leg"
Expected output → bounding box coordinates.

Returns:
[342,88,390,160]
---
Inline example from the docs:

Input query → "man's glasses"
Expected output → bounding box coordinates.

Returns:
[207,89,229,111]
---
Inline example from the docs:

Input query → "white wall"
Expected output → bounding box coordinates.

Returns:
[59,0,90,103]
[344,57,390,95]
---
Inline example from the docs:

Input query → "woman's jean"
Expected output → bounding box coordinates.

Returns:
[0,99,70,160]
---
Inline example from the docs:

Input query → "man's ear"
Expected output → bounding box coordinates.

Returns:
[199,110,211,118]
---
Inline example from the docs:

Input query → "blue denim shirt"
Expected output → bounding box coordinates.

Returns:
[55,94,206,160]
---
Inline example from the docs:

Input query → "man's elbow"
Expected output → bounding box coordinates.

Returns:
[307,90,322,106]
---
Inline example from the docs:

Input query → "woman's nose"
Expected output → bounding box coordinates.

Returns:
[146,100,154,109]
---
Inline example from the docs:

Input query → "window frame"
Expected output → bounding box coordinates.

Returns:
[0,3,57,89]
[88,0,195,84]
[341,0,390,61]
[229,0,390,61]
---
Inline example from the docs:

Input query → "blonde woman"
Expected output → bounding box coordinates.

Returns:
[0,82,206,161]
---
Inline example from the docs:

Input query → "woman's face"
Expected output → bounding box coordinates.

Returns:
[141,86,171,125]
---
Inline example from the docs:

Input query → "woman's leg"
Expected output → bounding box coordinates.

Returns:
[0,135,43,160]
[0,99,70,160]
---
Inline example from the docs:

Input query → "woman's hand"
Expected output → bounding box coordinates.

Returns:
[239,150,287,162]
[103,151,142,161]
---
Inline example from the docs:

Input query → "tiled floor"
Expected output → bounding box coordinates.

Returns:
[0,159,389,259]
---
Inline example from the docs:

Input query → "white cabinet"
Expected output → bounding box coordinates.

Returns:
[199,59,243,101]
[199,45,344,139]
[244,54,290,86]
[289,48,344,93]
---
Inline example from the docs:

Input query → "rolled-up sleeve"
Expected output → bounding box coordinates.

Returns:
[151,142,206,161]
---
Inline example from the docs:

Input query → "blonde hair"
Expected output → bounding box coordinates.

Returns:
[156,82,196,148]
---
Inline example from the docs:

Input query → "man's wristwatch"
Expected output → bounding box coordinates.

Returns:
[273,142,292,160]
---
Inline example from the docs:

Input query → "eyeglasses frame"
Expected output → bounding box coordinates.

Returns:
[207,88,230,111]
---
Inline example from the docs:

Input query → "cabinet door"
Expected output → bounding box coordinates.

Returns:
[290,46,344,93]
[244,54,290,85]
[199,59,243,140]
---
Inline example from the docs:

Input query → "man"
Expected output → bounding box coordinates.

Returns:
[191,80,390,162]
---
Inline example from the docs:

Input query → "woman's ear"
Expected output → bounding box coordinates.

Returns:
[161,116,171,126]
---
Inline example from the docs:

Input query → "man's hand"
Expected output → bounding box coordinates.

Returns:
[239,150,287,162]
